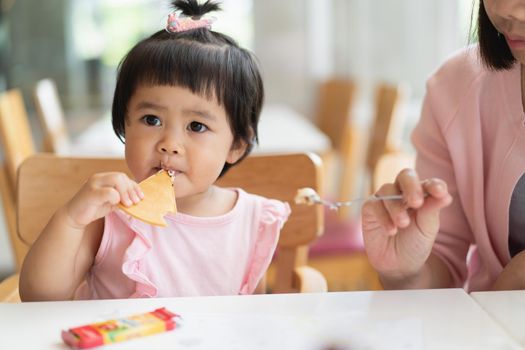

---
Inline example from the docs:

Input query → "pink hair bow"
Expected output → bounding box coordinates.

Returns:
[166,13,215,33]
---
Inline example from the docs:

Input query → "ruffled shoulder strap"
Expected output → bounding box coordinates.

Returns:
[112,209,159,298]
[239,196,291,294]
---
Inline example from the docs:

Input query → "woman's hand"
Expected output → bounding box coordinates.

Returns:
[361,168,453,287]
[64,172,144,229]
[492,250,525,290]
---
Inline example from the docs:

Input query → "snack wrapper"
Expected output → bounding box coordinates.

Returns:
[61,307,180,349]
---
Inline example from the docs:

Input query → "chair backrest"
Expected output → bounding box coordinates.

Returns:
[17,152,324,293]
[0,89,36,269]
[33,78,70,153]
[372,151,416,192]
[366,82,409,174]
[313,78,363,214]
[0,89,36,190]
[314,78,356,152]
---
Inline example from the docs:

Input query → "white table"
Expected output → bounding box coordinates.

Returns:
[1,289,521,349]
[68,104,331,157]
[254,104,330,155]
[471,290,525,347]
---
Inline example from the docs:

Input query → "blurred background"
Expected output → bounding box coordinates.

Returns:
[0,0,477,287]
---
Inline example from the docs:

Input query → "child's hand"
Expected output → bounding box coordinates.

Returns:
[64,172,144,229]
[361,168,452,285]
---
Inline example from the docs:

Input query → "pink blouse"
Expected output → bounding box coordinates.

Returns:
[76,188,290,299]
[412,46,525,291]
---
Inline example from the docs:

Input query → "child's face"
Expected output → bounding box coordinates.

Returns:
[124,85,245,200]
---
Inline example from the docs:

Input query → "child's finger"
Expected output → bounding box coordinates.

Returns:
[95,187,121,206]
[128,183,143,204]
[110,176,135,207]
[135,184,145,200]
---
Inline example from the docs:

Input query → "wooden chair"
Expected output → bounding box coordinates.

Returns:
[0,89,35,271]
[372,151,416,192]
[307,81,409,292]
[315,78,356,153]
[0,274,19,303]
[313,78,364,214]
[216,153,326,293]
[366,82,409,186]
[33,78,70,153]
[0,152,326,301]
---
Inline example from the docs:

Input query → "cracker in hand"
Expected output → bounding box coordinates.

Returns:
[118,170,177,227]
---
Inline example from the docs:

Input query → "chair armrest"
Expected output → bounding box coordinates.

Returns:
[293,266,328,293]
[0,273,20,303]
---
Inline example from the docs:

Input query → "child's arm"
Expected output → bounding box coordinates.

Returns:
[19,172,143,301]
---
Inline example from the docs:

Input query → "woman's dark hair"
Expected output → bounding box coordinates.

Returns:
[112,0,264,176]
[477,0,515,70]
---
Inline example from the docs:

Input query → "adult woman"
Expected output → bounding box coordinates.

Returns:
[362,0,525,291]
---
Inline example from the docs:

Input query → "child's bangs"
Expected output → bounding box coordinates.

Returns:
[135,42,228,105]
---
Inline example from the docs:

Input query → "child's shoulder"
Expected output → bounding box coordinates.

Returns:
[233,188,291,223]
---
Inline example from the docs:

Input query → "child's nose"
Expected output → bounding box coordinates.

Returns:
[160,146,179,154]
[157,135,184,155]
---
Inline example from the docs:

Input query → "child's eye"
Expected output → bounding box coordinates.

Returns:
[188,121,208,133]
[142,115,161,126]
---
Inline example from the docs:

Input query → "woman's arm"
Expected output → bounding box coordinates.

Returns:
[379,253,452,289]
[492,250,525,290]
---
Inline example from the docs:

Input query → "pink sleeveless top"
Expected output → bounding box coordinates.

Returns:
[76,189,290,299]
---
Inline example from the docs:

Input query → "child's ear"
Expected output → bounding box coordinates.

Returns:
[226,139,248,164]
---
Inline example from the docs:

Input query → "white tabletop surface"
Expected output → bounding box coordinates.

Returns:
[68,103,330,157]
[0,289,521,349]
[253,104,331,154]
[471,290,525,347]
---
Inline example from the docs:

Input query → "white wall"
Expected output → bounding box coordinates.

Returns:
[254,0,470,123]
[253,0,312,115]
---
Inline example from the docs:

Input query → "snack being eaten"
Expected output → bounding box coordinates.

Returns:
[294,187,320,206]
[118,170,177,227]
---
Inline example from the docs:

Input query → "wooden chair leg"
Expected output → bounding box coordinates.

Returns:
[0,273,20,303]
[273,246,308,293]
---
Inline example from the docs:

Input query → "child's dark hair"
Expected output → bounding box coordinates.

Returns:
[112,0,264,176]
[477,1,515,70]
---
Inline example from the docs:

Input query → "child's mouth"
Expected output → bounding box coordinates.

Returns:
[155,165,182,177]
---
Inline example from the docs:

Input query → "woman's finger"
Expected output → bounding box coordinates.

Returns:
[395,168,425,208]
[362,199,397,236]
[421,177,449,199]
[376,183,411,229]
